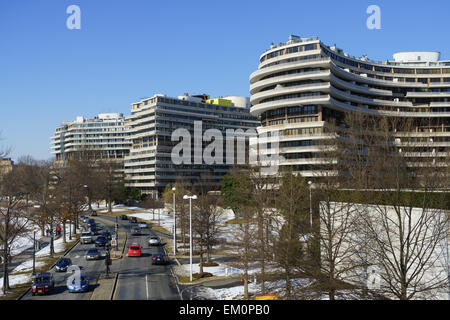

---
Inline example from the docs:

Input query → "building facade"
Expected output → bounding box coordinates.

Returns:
[124,94,259,197]
[0,158,14,177]
[249,35,450,177]
[50,113,131,163]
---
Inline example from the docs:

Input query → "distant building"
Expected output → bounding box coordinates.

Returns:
[0,158,14,176]
[51,113,131,163]
[124,93,259,197]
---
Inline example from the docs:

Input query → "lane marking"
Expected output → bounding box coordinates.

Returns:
[146,274,149,300]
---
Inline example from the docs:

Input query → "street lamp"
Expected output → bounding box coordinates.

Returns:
[172,187,177,255]
[183,194,197,282]
[308,181,313,230]
[32,205,40,275]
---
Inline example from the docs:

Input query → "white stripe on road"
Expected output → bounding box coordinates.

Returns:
[145,274,149,300]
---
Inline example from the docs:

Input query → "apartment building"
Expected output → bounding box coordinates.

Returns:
[0,158,14,177]
[50,113,131,163]
[124,94,259,197]
[249,35,450,177]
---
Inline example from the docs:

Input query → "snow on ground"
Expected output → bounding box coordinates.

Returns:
[0,226,76,295]
[0,273,32,295]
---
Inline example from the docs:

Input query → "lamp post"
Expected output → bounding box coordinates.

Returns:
[172,187,177,255]
[183,194,197,282]
[308,181,313,230]
[32,231,36,276]
[32,205,41,274]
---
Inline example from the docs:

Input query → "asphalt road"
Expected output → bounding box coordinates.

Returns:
[21,219,113,300]
[95,215,181,300]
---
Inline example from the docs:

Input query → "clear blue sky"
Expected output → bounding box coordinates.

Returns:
[1,0,450,161]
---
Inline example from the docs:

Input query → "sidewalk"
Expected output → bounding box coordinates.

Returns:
[0,237,49,274]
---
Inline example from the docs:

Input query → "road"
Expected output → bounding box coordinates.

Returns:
[20,214,181,300]
[100,215,181,300]
[21,218,113,300]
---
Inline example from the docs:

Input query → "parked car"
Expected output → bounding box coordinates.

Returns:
[55,257,72,272]
[85,248,102,260]
[138,222,148,229]
[67,274,89,293]
[81,231,93,244]
[95,236,107,247]
[129,217,137,223]
[148,236,160,246]
[127,243,142,257]
[119,215,128,220]
[31,273,55,296]
[151,253,168,265]
[131,227,142,236]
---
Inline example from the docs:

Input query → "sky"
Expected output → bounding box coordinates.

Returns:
[1,0,450,161]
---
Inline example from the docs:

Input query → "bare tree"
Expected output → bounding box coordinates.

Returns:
[273,169,309,299]
[0,167,32,294]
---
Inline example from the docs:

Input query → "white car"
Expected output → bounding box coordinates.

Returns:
[138,222,148,229]
[148,236,160,246]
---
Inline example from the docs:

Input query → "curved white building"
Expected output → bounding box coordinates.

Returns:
[250,36,450,177]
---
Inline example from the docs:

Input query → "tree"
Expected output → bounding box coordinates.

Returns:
[192,194,223,277]
[220,169,255,299]
[330,112,450,300]
[273,169,309,299]
[0,167,31,294]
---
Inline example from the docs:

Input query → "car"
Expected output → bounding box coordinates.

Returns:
[81,231,93,244]
[138,222,148,229]
[55,257,72,272]
[131,227,142,236]
[119,215,128,220]
[67,274,89,293]
[101,231,112,240]
[88,218,95,225]
[151,253,168,265]
[148,236,160,246]
[85,248,102,260]
[129,217,137,223]
[31,273,55,296]
[88,210,97,216]
[127,243,142,257]
[95,236,107,247]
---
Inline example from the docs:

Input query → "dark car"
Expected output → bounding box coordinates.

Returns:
[55,257,72,272]
[88,210,97,216]
[31,273,55,296]
[95,236,107,247]
[101,231,112,240]
[151,253,168,265]
[85,248,101,260]
[129,217,137,223]
[67,274,89,293]
[119,215,128,220]
[131,227,142,236]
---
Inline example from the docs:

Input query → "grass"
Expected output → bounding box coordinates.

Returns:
[225,218,255,225]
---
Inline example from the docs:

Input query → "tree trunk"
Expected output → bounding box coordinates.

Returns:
[63,221,67,243]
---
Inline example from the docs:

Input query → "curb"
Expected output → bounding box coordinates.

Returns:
[16,238,80,300]
[110,273,119,300]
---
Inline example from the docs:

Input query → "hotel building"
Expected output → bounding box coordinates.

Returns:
[124,94,259,197]
[249,35,450,177]
[50,113,131,163]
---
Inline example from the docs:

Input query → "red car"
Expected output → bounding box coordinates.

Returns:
[127,243,142,257]
[31,273,55,296]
